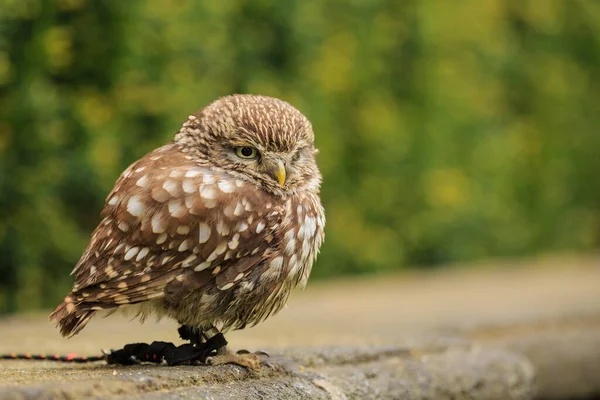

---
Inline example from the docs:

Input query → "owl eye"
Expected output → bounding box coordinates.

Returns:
[235,146,259,159]
[293,147,307,162]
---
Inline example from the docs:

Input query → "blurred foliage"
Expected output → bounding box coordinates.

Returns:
[0,0,599,312]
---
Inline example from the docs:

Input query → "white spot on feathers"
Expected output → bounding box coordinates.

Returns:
[182,180,196,194]
[256,221,266,234]
[118,221,130,232]
[233,202,244,216]
[178,239,192,252]
[204,198,217,208]
[217,180,235,193]
[177,225,190,235]
[151,188,170,203]
[217,220,230,236]
[136,247,150,261]
[228,233,240,249]
[200,186,216,199]
[182,254,197,267]
[194,261,211,272]
[302,238,311,259]
[136,175,148,187]
[236,222,248,232]
[124,246,139,261]
[304,216,317,238]
[151,214,167,234]
[127,195,144,217]
[238,280,254,293]
[198,222,211,243]
[263,256,284,280]
[207,241,227,262]
[270,256,284,270]
[185,169,202,178]
[288,254,299,276]
[297,225,305,240]
[284,230,296,255]
[168,199,186,218]
[203,175,216,184]
[104,265,118,278]
[163,180,178,195]
[156,232,168,245]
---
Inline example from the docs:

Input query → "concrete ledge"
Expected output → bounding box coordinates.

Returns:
[1,261,599,399]
[3,316,599,400]
[0,343,537,400]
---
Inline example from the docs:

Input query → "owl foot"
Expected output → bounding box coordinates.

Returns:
[206,346,262,370]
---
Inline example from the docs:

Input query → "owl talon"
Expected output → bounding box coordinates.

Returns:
[235,349,269,357]
[254,350,270,357]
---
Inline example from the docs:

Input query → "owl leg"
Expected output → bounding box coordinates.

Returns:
[178,325,205,345]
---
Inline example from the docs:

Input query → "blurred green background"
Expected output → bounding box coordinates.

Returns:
[0,0,598,313]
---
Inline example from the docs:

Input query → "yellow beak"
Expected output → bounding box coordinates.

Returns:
[274,160,286,187]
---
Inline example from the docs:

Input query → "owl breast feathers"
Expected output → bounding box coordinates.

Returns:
[50,95,325,337]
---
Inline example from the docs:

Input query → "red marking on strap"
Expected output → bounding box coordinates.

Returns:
[66,353,78,361]
[10,353,15,358]
[25,353,31,359]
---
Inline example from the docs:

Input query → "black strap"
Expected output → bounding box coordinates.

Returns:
[105,333,227,366]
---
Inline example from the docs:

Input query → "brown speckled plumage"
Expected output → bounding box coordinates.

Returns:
[50,95,325,341]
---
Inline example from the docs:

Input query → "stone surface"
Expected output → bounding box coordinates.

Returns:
[0,256,598,399]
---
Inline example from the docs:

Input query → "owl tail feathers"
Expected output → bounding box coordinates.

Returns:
[49,295,97,338]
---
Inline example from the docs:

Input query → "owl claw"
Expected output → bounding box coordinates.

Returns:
[235,349,269,357]
[254,350,270,357]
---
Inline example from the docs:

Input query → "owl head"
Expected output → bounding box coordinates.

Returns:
[175,94,321,196]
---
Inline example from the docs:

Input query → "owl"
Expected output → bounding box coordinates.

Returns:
[50,94,325,368]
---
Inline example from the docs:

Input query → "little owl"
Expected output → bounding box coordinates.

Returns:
[50,94,325,368]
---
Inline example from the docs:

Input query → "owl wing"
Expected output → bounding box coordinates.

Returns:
[66,143,281,312]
